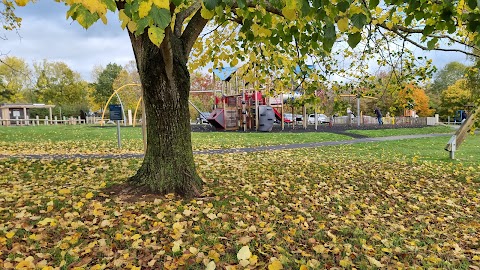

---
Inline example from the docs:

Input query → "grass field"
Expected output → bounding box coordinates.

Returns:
[1,125,479,269]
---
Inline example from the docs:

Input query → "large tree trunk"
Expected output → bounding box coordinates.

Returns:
[127,30,202,197]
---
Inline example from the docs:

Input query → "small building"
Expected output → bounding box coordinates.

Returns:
[0,103,55,126]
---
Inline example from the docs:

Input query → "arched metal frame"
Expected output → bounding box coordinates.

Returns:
[100,83,141,126]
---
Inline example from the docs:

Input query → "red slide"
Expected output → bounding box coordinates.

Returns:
[273,108,291,123]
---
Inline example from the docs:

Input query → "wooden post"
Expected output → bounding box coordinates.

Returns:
[281,93,284,131]
[49,107,53,125]
[23,107,27,126]
[445,108,478,157]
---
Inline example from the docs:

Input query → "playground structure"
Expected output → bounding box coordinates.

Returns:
[191,67,330,132]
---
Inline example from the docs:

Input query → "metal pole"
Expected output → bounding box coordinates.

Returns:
[116,120,121,149]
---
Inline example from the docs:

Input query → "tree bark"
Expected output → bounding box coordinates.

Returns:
[127,30,202,197]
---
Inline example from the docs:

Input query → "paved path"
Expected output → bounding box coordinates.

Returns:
[0,133,451,160]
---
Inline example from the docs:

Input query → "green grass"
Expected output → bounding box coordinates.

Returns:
[191,131,351,150]
[316,134,480,166]
[345,125,454,137]
[0,125,143,142]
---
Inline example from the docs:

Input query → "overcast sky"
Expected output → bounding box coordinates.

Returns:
[2,1,134,82]
[1,1,473,82]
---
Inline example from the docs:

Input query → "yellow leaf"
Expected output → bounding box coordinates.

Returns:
[58,188,71,195]
[15,0,29,6]
[206,261,216,270]
[201,7,215,19]
[237,246,252,261]
[127,20,138,33]
[367,256,384,267]
[473,255,480,260]
[6,231,15,239]
[85,192,94,199]
[249,255,258,266]
[268,260,283,270]
[139,0,153,18]
[349,5,363,15]
[339,257,351,267]
[131,234,141,240]
[119,9,130,30]
[189,246,198,255]
[299,265,308,270]
[153,0,169,9]
[337,17,349,32]
[15,256,35,269]
[148,26,165,47]
[312,244,326,254]
[282,8,297,20]
[172,241,181,253]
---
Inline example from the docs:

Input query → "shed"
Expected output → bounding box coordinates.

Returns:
[0,103,55,126]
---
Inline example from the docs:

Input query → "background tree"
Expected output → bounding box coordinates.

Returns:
[33,60,89,117]
[0,56,32,103]
[440,79,473,117]
[92,63,123,110]
[428,62,468,110]
[112,60,142,112]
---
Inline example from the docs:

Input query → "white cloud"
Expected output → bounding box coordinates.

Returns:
[2,1,134,81]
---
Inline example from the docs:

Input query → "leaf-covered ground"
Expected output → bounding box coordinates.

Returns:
[1,134,479,269]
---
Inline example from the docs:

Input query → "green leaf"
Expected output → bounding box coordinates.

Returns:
[351,13,367,29]
[300,0,310,16]
[337,1,350,13]
[427,38,438,49]
[347,32,361,48]
[324,22,336,40]
[150,6,171,29]
[71,5,99,29]
[237,0,246,8]
[447,21,456,34]
[204,0,220,10]
[103,0,116,12]
[405,15,413,26]
[422,25,434,35]
[467,0,477,10]
[369,0,379,9]
[323,22,336,51]
[171,0,183,5]
[135,17,150,36]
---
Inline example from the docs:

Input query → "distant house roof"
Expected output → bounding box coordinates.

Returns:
[0,103,55,109]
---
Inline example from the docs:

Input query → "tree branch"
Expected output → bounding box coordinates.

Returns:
[181,7,209,56]
[377,23,480,58]
[174,1,202,37]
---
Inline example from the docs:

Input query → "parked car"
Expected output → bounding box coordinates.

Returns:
[308,114,329,124]
[283,113,293,123]
[196,112,210,124]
